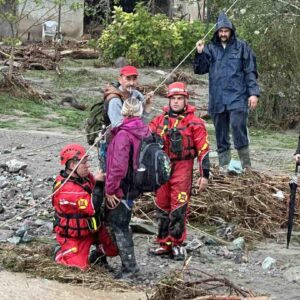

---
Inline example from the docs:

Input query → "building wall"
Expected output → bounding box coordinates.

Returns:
[17,0,84,41]
[0,1,16,39]
[173,0,205,21]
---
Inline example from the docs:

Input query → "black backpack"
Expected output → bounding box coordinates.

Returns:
[134,136,171,193]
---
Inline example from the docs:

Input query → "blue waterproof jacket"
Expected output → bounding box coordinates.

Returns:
[194,12,260,115]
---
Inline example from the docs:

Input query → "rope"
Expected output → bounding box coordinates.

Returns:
[0,129,102,164]
[1,1,241,227]
[153,0,241,95]
[0,127,110,229]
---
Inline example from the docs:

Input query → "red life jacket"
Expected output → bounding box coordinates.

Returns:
[52,173,96,238]
[149,105,209,162]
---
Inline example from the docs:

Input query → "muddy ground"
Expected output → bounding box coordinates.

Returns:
[0,61,300,299]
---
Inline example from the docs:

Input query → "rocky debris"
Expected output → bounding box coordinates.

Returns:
[231,237,245,251]
[0,175,9,189]
[283,266,300,283]
[114,57,128,68]
[185,238,203,252]
[217,222,236,241]
[262,256,277,270]
[0,229,14,241]
[5,159,28,173]
[0,201,4,213]
[130,217,157,235]
[0,165,54,245]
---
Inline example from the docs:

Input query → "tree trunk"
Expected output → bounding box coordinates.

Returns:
[8,46,15,81]
[168,0,174,18]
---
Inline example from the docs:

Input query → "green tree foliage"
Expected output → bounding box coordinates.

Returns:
[98,3,208,66]
[210,0,300,128]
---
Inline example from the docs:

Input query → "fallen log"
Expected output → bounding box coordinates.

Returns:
[60,48,99,59]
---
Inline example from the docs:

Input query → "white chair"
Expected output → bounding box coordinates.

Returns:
[42,20,58,43]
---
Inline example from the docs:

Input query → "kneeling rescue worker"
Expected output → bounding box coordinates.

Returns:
[52,143,118,270]
[149,82,210,260]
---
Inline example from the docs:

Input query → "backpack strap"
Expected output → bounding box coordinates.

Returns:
[103,84,129,102]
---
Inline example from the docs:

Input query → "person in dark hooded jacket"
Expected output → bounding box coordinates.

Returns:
[194,12,260,173]
[105,97,151,279]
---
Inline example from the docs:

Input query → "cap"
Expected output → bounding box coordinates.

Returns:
[119,65,139,77]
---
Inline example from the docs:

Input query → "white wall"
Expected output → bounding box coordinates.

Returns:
[173,0,205,21]
[18,0,84,41]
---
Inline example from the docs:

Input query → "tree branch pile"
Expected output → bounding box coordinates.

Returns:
[147,268,270,300]
[0,243,269,299]
[0,70,47,102]
[134,169,299,241]
[0,242,131,291]
[0,44,59,71]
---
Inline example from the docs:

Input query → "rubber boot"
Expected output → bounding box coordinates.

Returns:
[237,147,251,169]
[218,150,231,175]
[113,230,140,279]
[89,248,114,272]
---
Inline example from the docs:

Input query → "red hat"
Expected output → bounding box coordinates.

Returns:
[119,65,139,76]
[167,82,189,98]
[60,143,87,165]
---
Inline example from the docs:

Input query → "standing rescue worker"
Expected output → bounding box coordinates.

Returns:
[149,82,210,260]
[52,143,118,270]
[194,12,260,173]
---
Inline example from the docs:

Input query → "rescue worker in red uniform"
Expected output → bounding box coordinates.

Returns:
[149,82,210,260]
[52,143,118,270]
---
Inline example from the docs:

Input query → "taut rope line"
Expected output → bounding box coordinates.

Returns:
[153,0,241,95]
[0,128,110,229]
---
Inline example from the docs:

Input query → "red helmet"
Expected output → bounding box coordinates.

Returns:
[167,82,189,98]
[60,144,87,165]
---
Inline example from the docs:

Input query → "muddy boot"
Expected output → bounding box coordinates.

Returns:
[52,245,61,261]
[114,245,140,280]
[89,249,114,272]
[149,242,172,257]
[218,150,231,175]
[237,147,251,170]
[172,245,187,261]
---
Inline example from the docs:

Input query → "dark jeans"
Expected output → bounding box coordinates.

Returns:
[212,108,249,153]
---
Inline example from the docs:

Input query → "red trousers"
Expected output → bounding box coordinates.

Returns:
[155,160,193,245]
[55,226,118,270]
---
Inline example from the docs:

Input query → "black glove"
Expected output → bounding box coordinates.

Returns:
[92,181,104,213]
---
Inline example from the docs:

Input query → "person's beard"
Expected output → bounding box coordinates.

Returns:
[220,36,229,43]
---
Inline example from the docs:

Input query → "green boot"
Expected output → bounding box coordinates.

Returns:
[218,150,231,175]
[237,147,251,169]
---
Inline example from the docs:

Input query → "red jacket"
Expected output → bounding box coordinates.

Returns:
[52,172,96,238]
[149,104,209,175]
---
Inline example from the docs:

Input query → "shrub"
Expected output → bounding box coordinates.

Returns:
[98,4,209,67]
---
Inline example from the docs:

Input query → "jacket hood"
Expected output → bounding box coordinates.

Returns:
[112,117,150,140]
[212,12,236,43]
